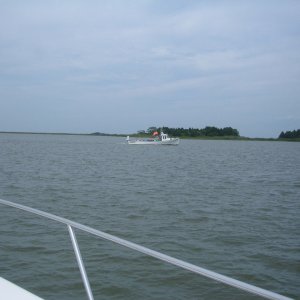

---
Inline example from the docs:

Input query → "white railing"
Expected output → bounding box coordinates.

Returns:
[0,198,293,300]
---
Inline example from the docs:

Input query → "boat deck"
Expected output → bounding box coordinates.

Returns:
[0,277,44,300]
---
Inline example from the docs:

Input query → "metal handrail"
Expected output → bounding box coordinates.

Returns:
[0,198,293,300]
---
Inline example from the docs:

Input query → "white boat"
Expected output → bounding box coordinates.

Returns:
[126,132,180,145]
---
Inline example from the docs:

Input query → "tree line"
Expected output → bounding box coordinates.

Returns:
[278,129,300,139]
[141,126,240,137]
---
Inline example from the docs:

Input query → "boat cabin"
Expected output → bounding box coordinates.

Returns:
[160,132,169,141]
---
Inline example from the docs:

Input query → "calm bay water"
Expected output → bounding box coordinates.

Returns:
[0,133,299,299]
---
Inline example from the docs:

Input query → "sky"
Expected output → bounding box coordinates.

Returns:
[0,0,299,137]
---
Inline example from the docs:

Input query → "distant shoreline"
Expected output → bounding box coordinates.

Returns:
[0,131,125,137]
[0,131,299,142]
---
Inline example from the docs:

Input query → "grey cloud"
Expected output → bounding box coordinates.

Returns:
[0,0,299,136]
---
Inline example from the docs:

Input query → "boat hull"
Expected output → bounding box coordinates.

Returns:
[128,138,179,145]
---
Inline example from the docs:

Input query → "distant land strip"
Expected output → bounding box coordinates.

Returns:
[134,126,300,141]
[0,131,125,137]
[0,130,299,142]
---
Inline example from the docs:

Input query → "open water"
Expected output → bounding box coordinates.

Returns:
[0,133,299,300]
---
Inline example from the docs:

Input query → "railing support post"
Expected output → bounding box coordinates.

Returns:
[68,225,94,300]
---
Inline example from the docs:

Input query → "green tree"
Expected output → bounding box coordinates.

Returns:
[147,127,157,134]
[279,129,300,139]
[153,126,240,137]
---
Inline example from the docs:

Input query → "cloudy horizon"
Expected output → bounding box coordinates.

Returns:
[0,1,299,138]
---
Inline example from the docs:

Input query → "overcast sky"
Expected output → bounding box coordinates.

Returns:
[0,0,299,137]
